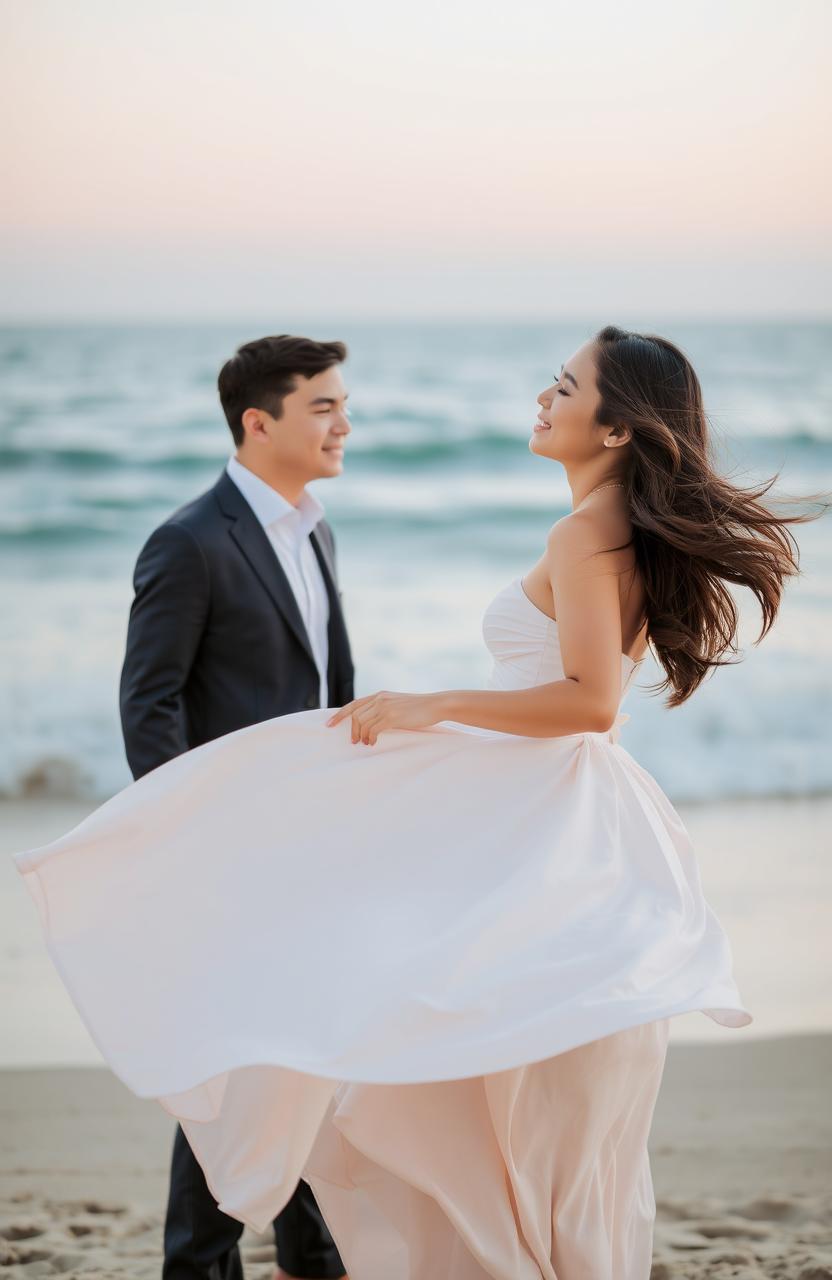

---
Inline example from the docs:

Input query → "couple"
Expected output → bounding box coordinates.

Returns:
[15,327,818,1279]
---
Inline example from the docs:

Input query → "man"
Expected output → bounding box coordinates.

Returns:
[120,334,354,1280]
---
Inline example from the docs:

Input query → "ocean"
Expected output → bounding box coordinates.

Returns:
[2,319,830,805]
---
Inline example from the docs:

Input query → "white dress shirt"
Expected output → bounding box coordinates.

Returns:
[225,455,330,708]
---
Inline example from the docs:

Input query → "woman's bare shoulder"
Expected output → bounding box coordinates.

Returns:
[545,504,634,588]
[545,503,630,559]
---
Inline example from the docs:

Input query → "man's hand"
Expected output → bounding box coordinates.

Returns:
[325,691,447,745]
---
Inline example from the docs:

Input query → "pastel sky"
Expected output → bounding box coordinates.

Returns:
[2,0,830,319]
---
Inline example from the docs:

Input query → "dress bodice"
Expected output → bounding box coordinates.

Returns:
[482,577,642,701]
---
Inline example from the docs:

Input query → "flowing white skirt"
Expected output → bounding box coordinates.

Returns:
[14,708,751,1277]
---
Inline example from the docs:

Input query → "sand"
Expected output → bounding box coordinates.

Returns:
[1,1036,830,1278]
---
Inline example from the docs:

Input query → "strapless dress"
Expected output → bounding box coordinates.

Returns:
[13,575,752,1278]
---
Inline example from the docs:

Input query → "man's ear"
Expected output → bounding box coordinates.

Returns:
[240,408,268,442]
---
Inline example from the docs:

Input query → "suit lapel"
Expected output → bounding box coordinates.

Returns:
[309,525,337,596]
[213,471,317,668]
[309,524,352,691]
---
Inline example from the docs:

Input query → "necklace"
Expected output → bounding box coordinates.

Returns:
[586,481,626,498]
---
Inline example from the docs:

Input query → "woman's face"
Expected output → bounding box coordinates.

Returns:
[529,338,606,465]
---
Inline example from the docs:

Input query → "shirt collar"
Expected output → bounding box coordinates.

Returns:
[226,455,325,539]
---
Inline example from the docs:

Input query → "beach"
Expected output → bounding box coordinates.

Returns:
[2,1035,830,1278]
[3,1034,824,1274]
[3,794,831,1276]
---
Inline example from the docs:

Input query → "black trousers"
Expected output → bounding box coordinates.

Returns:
[162,1123,345,1279]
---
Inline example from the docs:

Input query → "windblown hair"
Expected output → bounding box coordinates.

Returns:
[218,334,348,446]
[592,324,830,707]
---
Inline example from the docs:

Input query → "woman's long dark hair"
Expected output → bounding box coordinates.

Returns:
[592,324,830,707]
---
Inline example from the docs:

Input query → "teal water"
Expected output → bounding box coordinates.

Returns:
[2,319,830,802]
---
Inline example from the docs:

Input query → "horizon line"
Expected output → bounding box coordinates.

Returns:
[1,311,831,328]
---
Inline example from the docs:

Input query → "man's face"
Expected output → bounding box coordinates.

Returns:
[242,365,351,482]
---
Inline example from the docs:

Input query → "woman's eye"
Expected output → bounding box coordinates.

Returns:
[557,388,569,396]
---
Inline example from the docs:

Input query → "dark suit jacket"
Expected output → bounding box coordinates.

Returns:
[120,469,355,781]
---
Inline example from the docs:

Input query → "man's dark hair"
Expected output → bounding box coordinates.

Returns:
[218,334,348,446]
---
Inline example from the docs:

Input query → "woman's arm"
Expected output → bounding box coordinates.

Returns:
[327,511,629,745]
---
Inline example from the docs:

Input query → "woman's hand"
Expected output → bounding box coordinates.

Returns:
[325,691,447,745]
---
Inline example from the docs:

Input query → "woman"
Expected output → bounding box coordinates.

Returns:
[15,325,822,1280]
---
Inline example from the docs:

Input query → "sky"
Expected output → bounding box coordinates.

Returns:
[1,0,830,320]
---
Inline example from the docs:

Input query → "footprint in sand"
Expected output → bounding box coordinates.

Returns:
[80,1200,128,1216]
[45,1251,89,1273]
[115,1213,159,1238]
[4,1243,53,1264]
[691,1217,774,1240]
[662,1228,714,1250]
[731,1194,803,1222]
[707,1248,760,1266]
[0,1221,46,1241]
[44,1198,128,1219]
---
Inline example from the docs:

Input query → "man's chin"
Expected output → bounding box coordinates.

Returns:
[319,451,345,472]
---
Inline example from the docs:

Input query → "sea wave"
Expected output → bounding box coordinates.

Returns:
[2,320,831,804]
[1,431,832,473]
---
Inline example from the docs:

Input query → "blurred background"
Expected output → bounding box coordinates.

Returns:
[1,0,830,1064]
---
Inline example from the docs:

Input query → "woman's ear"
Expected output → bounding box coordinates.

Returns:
[604,426,631,449]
